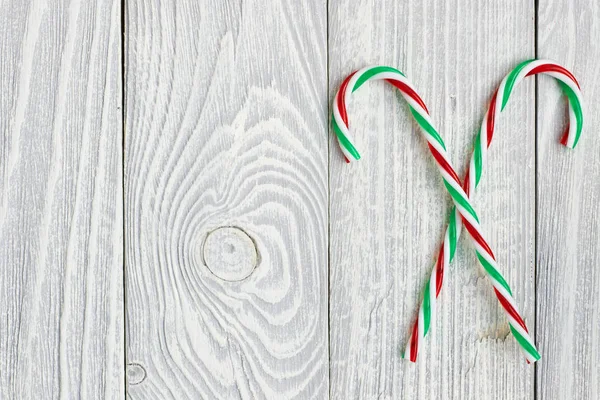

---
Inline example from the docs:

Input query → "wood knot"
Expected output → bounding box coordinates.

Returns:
[126,363,146,385]
[203,226,258,281]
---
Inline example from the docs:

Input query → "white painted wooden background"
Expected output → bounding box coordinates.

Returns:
[1,0,598,399]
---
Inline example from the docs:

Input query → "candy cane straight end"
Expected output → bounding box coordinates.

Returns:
[402,318,422,363]
[400,348,417,363]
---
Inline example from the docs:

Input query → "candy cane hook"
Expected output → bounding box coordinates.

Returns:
[404,59,583,363]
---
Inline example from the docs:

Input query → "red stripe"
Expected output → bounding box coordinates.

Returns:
[337,72,357,127]
[494,288,529,332]
[435,245,445,296]
[386,79,430,114]
[409,317,419,362]
[526,64,581,89]
[486,89,498,147]
[463,168,471,196]
[427,144,462,185]
[560,125,570,146]
[462,218,496,261]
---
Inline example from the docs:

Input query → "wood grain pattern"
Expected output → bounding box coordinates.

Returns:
[536,1,600,399]
[328,1,537,399]
[0,0,124,398]
[124,1,328,398]
[1,0,599,398]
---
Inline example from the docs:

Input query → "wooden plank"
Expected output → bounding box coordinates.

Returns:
[536,2,600,399]
[0,0,124,398]
[328,1,536,398]
[124,1,328,398]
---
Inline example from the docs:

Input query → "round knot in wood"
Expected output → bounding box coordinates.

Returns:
[126,363,146,385]
[203,227,257,281]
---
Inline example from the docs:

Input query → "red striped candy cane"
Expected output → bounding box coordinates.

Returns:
[403,59,583,362]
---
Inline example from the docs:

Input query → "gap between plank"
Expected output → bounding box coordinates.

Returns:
[326,0,332,398]
[534,0,539,399]
[121,0,128,397]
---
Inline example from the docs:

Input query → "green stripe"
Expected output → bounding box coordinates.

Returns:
[443,180,479,223]
[448,208,457,261]
[473,131,483,186]
[352,66,405,92]
[558,81,584,148]
[510,325,541,360]
[410,108,447,151]
[332,116,361,160]
[476,252,512,296]
[423,280,431,335]
[501,59,535,110]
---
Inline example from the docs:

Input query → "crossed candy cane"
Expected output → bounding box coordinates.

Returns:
[331,60,583,363]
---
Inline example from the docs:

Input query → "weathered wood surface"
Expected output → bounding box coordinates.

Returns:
[536,1,600,399]
[0,0,124,398]
[1,0,599,399]
[124,0,328,398]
